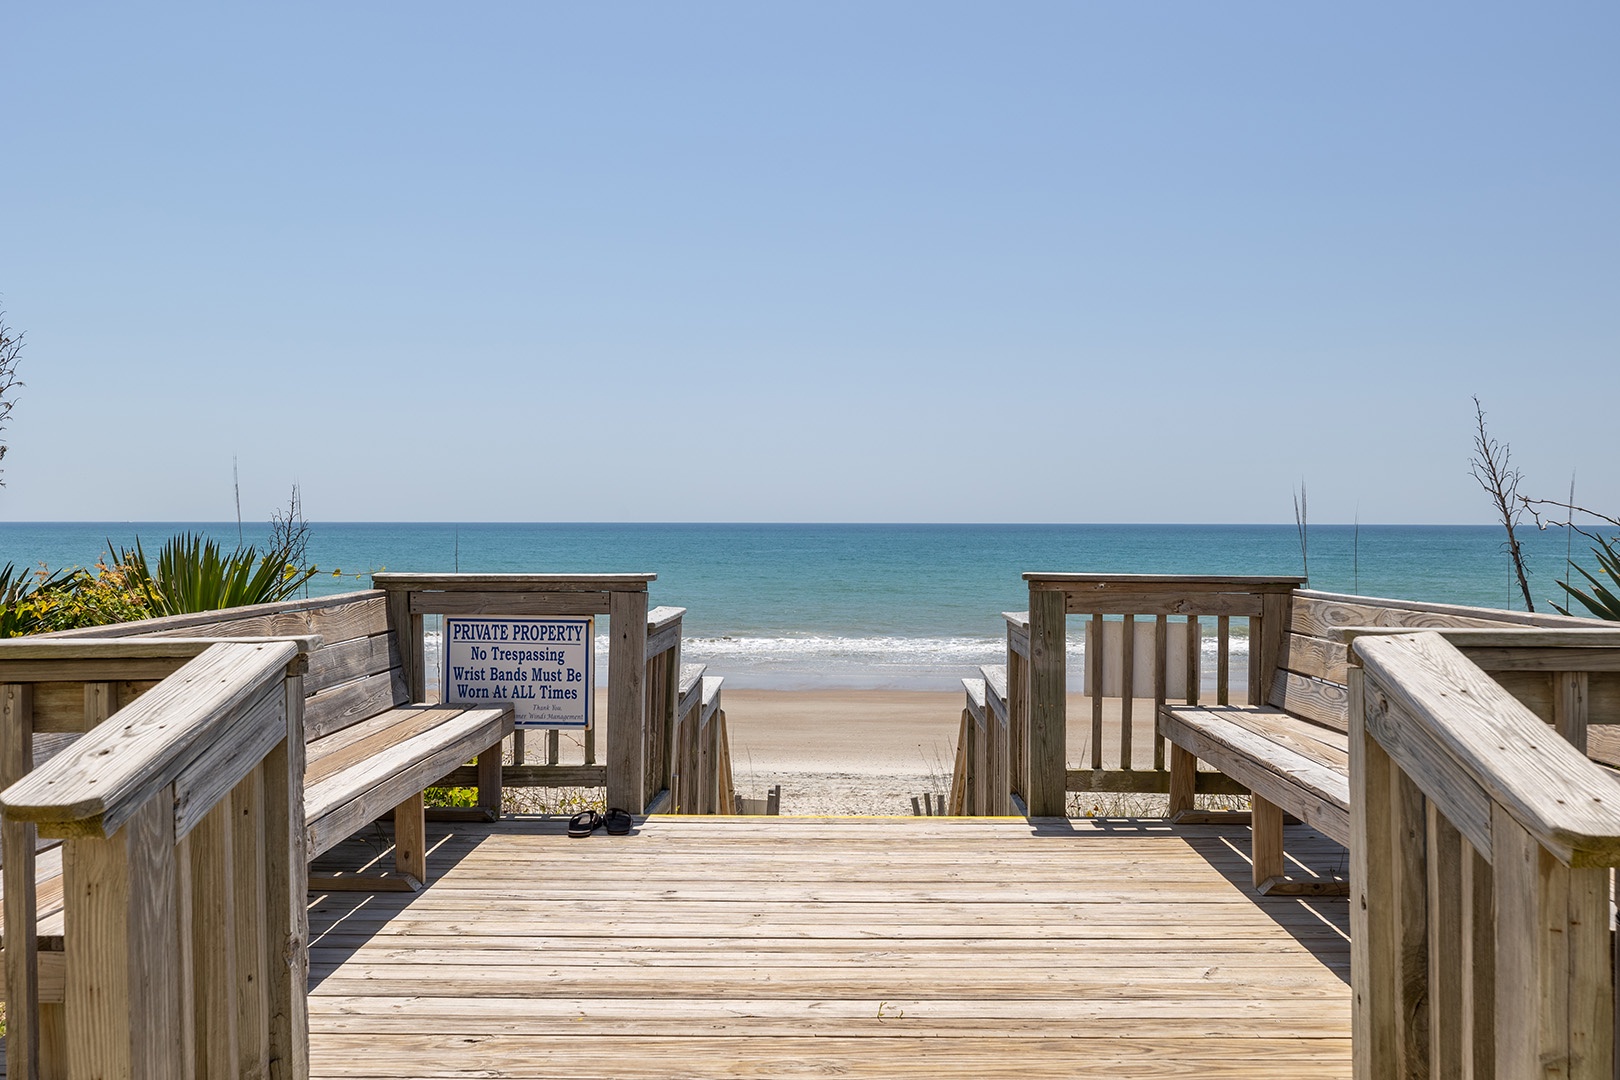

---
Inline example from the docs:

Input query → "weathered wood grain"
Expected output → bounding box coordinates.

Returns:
[1064,591,1266,617]
[303,707,513,857]
[2,642,301,837]
[1279,633,1350,685]
[373,573,653,592]
[49,590,383,645]
[1292,590,1602,639]
[1026,588,1066,817]
[1158,708,1350,845]
[1356,632,1620,867]
[608,589,649,814]
[1267,670,1350,733]
[304,815,1350,1079]
[408,591,614,616]
[172,681,288,839]
[303,632,400,697]
[303,669,410,742]
[1026,574,1304,591]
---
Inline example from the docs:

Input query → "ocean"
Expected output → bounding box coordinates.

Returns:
[2,522,1609,691]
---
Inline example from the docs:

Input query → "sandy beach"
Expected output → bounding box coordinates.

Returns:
[723,689,964,815]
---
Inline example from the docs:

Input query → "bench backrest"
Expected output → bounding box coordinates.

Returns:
[53,590,405,744]
[1275,590,1606,733]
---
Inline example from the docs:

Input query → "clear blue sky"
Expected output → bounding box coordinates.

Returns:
[2,3,1615,525]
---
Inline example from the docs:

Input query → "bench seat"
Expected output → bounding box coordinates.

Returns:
[1161,705,1349,845]
[304,703,513,861]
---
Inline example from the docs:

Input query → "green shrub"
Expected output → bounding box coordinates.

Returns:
[1,558,152,636]
[424,785,480,808]
[115,532,317,616]
[1553,533,1620,621]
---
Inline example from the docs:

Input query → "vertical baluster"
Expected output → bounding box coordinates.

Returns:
[1461,841,1495,1080]
[1089,613,1104,771]
[1120,615,1135,770]
[1554,671,1589,753]
[264,678,309,1077]
[1185,616,1200,707]
[1152,615,1167,772]
[1426,803,1465,1075]
[232,767,270,1077]
[1246,613,1265,707]
[1217,615,1231,706]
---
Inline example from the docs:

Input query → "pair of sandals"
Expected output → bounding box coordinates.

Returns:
[568,807,633,838]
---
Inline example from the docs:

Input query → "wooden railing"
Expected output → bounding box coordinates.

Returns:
[953,665,1010,815]
[374,574,734,815]
[0,639,312,1079]
[1350,630,1620,1078]
[661,664,735,814]
[1003,575,1300,816]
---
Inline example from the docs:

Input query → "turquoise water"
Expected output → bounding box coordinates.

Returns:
[2,522,1609,689]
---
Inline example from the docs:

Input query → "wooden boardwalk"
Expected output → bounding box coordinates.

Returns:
[307,815,1351,1079]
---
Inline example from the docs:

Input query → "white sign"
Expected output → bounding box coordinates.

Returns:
[442,615,593,729]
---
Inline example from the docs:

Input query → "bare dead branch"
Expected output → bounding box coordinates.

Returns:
[0,306,24,484]
[1470,396,1535,612]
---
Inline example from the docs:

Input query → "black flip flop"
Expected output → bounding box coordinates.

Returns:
[567,810,602,838]
[604,808,633,835]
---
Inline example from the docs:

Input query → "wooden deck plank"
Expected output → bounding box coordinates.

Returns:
[306,816,1350,1079]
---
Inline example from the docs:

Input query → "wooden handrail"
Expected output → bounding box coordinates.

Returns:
[0,638,311,1078]
[1025,573,1305,589]
[1301,587,1600,629]
[646,605,685,662]
[1353,632,1620,867]
[4,641,301,837]
[1350,630,1620,1076]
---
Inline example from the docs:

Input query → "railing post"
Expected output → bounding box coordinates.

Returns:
[2,682,41,1080]
[1026,587,1066,817]
[64,796,184,1079]
[608,589,649,814]
[1352,671,1431,1079]
[1492,803,1613,1078]
[1350,665,1397,1080]
[1007,647,1027,802]
[265,675,311,1080]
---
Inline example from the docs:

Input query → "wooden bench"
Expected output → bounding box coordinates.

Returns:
[49,589,514,888]
[1160,589,1613,894]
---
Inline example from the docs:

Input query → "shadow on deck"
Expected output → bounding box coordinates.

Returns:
[306,815,1350,1079]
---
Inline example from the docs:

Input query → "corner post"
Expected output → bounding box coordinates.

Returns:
[1027,585,1067,818]
[608,588,649,814]
[2,683,40,1079]
[64,797,183,1080]
[265,674,310,1080]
